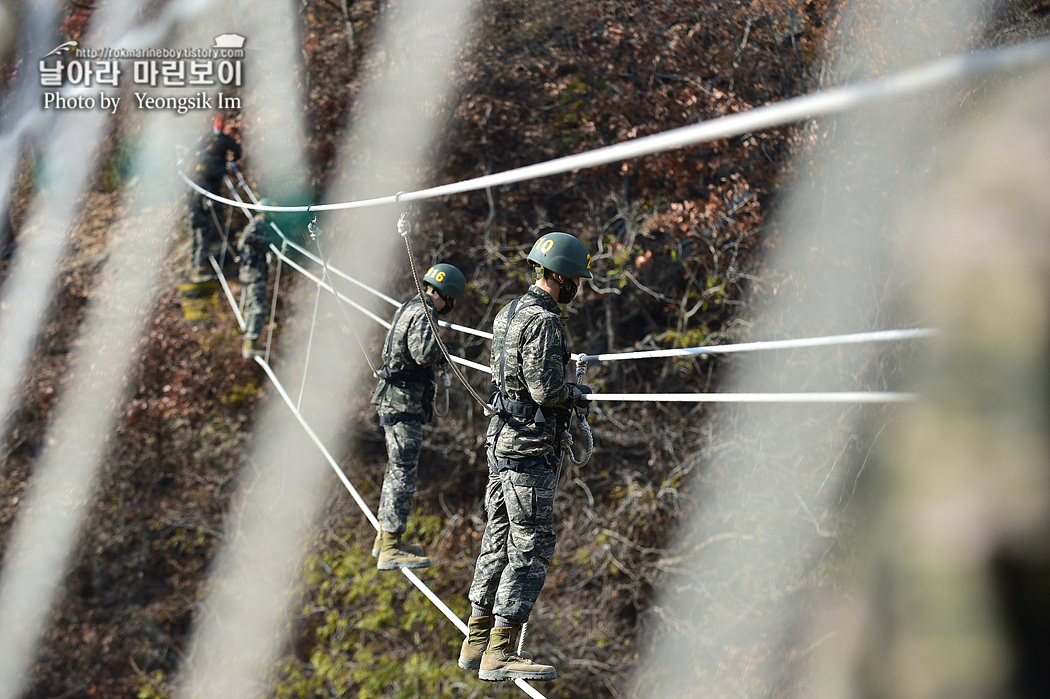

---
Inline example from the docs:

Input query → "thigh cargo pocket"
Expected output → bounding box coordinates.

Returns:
[501,461,557,527]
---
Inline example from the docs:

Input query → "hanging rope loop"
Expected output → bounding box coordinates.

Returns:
[432,368,451,418]
[565,403,594,467]
[564,359,594,467]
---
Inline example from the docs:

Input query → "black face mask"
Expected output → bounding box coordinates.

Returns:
[558,277,579,303]
[437,293,455,315]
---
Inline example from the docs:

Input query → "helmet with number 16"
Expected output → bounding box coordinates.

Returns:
[423,263,466,300]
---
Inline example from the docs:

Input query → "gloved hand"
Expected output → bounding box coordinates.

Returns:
[570,384,592,404]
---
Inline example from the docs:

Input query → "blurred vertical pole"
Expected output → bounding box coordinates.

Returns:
[0,1,205,696]
[630,1,1005,697]
[811,65,1050,699]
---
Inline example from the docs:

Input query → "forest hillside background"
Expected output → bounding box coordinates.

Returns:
[1,1,1049,698]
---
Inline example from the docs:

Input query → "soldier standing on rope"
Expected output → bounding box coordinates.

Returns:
[187,113,242,281]
[371,263,467,570]
[237,199,276,359]
[459,232,592,683]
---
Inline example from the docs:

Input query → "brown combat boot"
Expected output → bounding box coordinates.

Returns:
[376,530,430,570]
[371,530,424,558]
[478,625,556,682]
[457,615,494,670]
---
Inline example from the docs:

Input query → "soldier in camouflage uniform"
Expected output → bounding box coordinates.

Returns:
[459,232,592,682]
[187,114,241,281]
[371,263,467,570]
[237,198,276,359]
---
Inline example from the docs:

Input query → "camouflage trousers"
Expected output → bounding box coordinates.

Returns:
[378,419,423,533]
[467,450,558,624]
[190,195,224,273]
[240,257,267,339]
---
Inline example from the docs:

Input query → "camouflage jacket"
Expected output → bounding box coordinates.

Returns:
[370,296,442,420]
[237,218,268,284]
[488,285,574,461]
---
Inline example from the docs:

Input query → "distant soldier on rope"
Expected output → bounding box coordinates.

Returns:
[459,232,592,683]
[237,199,276,359]
[186,113,242,281]
[371,262,467,570]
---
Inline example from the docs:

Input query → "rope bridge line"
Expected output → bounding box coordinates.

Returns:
[576,329,938,362]
[194,168,928,403]
[170,41,1050,403]
[186,39,1050,216]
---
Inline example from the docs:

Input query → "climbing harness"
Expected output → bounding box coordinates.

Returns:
[396,193,492,414]
[487,290,549,424]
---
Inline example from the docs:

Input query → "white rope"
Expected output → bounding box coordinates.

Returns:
[584,392,917,403]
[263,243,493,373]
[192,172,929,391]
[253,357,379,530]
[576,328,937,363]
[435,319,492,340]
[184,40,1050,216]
[216,170,404,311]
[219,175,486,341]
[266,243,392,329]
[400,569,469,636]
[266,219,402,308]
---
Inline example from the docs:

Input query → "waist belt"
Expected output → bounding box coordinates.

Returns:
[379,412,421,426]
[489,391,546,424]
[378,364,432,384]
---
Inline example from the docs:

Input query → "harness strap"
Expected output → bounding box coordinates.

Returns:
[377,299,433,386]
[492,293,545,424]
[377,366,431,383]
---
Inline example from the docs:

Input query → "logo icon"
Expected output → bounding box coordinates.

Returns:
[43,40,78,58]
[212,34,246,49]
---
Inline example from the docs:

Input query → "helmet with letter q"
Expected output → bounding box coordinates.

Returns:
[526,232,592,279]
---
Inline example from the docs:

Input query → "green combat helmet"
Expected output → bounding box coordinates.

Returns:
[527,232,592,302]
[423,263,466,300]
[526,232,592,279]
